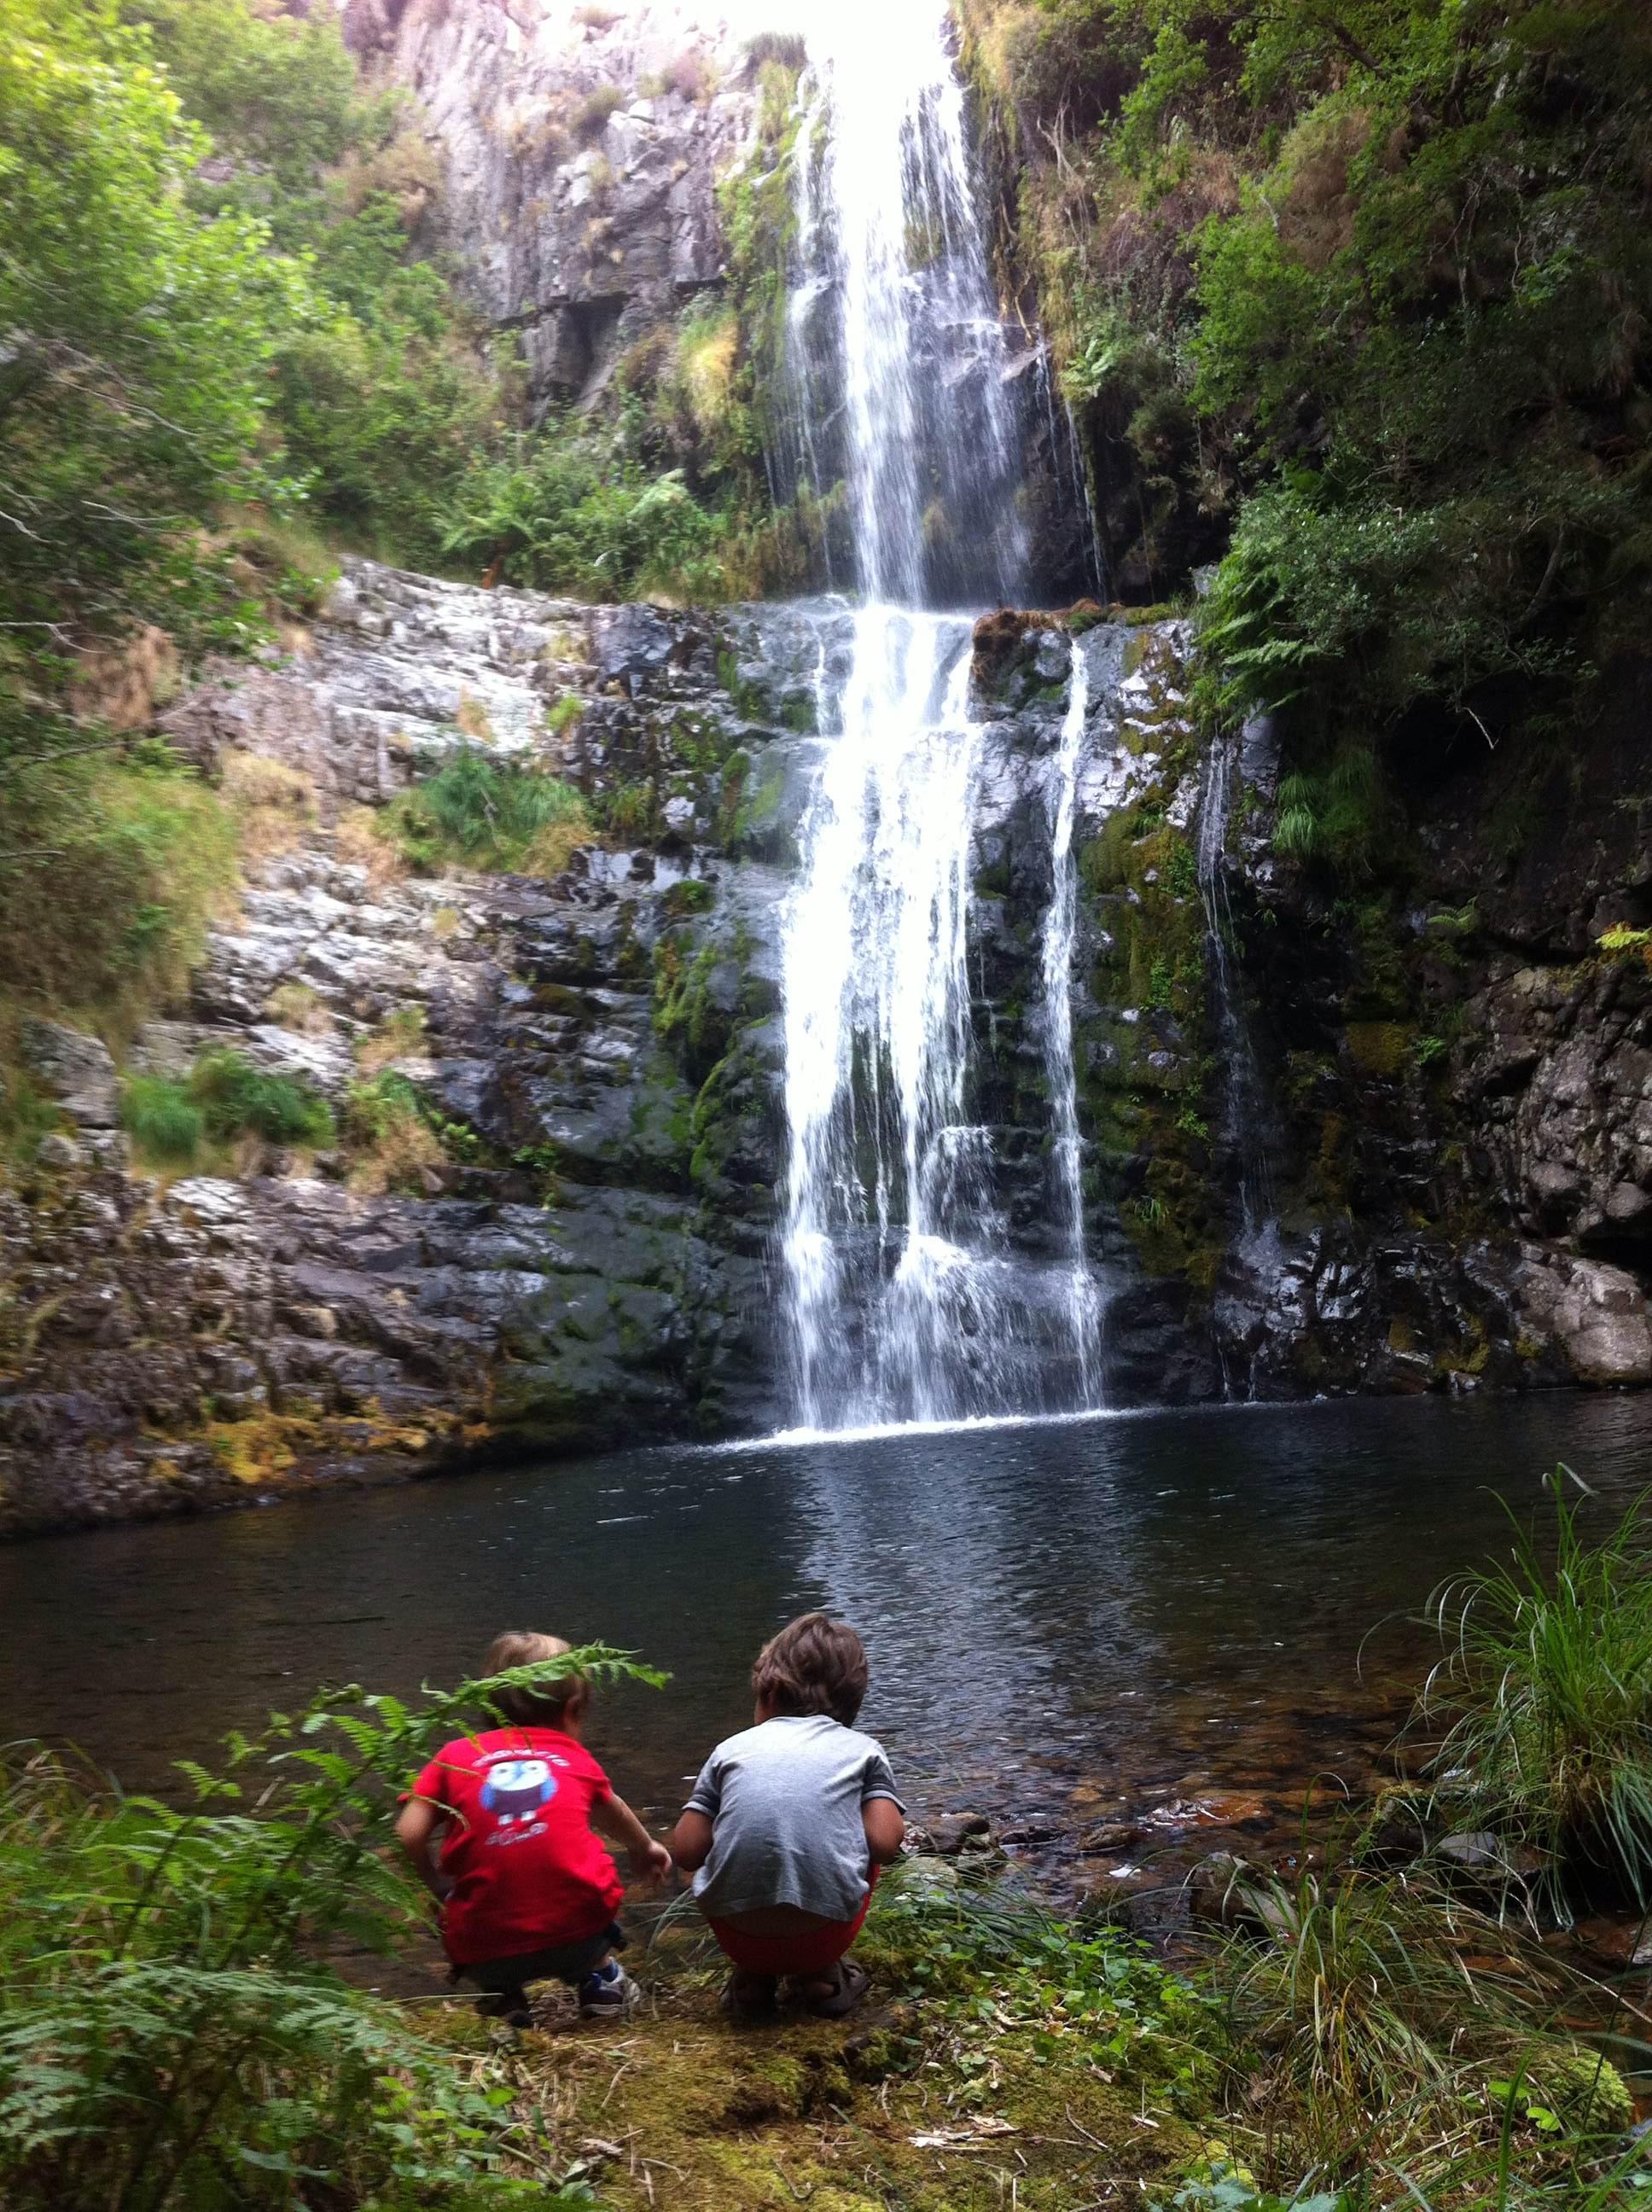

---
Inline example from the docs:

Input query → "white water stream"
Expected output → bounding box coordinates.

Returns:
[776,6,1104,1429]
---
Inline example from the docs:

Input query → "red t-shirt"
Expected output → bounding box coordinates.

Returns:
[410,1726,624,1965]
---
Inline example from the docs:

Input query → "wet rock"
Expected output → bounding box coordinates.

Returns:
[1513,1250,1652,1386]
[924,1812,994,1857]
[1186,1853,1294,1937]
[20,1019,118,1127]
[1080,1819,1142,1854]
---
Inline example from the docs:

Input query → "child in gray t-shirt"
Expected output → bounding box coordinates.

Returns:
[670,1612,905,2019]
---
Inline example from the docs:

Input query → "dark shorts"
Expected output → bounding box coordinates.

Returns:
[459,1919,625,1995]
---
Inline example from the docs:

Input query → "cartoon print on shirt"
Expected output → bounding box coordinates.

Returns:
[480,1757,559,1825]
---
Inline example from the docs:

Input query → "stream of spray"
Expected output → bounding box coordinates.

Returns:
[776,4,1102,1430]
[1039,644,1102,1399]
[1197,726,1277,1238]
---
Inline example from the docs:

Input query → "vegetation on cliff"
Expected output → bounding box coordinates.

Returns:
[963,0,1652,795]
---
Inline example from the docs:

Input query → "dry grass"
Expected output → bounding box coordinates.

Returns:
[346,1109,445,1196]
[454,692,494,742]
[334,804,406,891]
[264,981,334,1036]
[221,750,318,866]
[522,818,594,879]
[355,1006,427,1074]
[677,310,740,442]
[67,624,180,731]
[431,905,462,940]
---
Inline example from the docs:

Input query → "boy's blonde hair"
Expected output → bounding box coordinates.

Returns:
[483,1630,585,1726]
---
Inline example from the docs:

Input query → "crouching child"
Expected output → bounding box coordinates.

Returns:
[670,1612,905,2019]
[397,1630,672,2027]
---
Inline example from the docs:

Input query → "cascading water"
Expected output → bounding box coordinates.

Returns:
[1197,727,1278,1238]
[780,7,1028,605]
[775,5,1104,1430]
[1039,644,1103,1402]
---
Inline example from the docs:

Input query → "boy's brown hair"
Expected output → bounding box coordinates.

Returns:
[752,1612,869,1726]
[483,1631,585,1727]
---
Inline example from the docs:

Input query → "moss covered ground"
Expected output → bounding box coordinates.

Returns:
[402,1855,1651,2212]
[421,1876,1220,2212]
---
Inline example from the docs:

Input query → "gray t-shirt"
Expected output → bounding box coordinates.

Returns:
[685,1714,904,1922]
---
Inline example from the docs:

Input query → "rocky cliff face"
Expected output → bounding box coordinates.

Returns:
[0,562,807,1534]
[343,0,759,413]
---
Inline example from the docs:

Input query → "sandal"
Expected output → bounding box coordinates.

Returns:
[724,1971,780,2023]
[800,1958,869,2019]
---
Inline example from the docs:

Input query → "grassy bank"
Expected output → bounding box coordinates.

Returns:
[9,1486,1652,2212]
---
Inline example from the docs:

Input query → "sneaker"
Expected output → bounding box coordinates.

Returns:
[475,1988,532,2029]
[578,1959,641,2018]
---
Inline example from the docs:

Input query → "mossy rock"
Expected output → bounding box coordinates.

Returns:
[1346,1020,1415,1078]
[1523,2043,1634,2133]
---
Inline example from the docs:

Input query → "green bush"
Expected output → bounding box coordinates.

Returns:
[384,748,590,875]
[1002,0,1652,765]
[0,0,314,644]
[0,1647,660,2210]
[439,423,734,602]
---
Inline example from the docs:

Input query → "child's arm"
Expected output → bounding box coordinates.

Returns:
[668,1808,713,1871]
[863,1798,905,1866]
[395,1797,448,1898]
[591,1790,673,1881]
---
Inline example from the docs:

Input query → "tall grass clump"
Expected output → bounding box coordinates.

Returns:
[1419,1471,1652,1906]
[385,748,591,876]
[0,1645,661,2212]
[1200,1850,1632,2202]
[120,1050,334,1171]
[192,1048,334,1148]
[119,1074,206,1164]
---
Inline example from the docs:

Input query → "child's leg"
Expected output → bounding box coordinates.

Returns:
[462,1924,633,2024]
[706,1881,875,2017]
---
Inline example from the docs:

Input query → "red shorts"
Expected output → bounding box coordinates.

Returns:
[707,1869,877,1977]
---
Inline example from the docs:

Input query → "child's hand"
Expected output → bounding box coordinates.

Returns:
[631,1837,673,1884]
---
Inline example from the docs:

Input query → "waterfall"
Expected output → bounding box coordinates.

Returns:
[775,4,1101,1431]
[1197,727,1277,1237]
[1039,643,1102,1399]
[781,6,1028,606]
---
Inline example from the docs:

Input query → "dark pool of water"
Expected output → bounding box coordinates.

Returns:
[4,1394,1651,1871]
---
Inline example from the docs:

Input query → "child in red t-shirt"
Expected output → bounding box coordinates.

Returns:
[397,1630,672,2026]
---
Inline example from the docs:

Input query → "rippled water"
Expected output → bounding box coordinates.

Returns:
[5,1394,1651,1879]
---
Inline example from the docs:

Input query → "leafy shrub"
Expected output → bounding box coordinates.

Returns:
[384,748,591,876]
[0,0,315,647]
[439,422,734,602]
[1418,1472,1652,1905]
[190,1048,334,1147]
[0,1647,660,2210]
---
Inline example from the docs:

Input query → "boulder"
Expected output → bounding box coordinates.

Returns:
[20,1019,118,1126]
